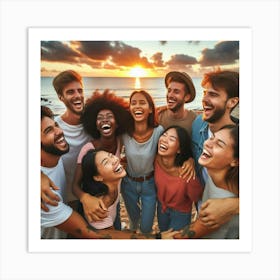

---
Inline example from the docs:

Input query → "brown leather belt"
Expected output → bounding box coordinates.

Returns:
[127,171,154,182]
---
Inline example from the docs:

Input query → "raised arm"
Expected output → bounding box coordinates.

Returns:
[72,163,108,223]
[41,171,60,211]
[199,197,239,229]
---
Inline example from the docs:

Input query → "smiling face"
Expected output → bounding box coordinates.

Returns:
[96,109,117,138]
[41,116,69,156]
[129,92,152,122]
[59,81,84,115]
[198,128,237,171]
[201,82,230,123]
[158,127,180,157]
[166,81,189,112]
[94,150,126,182]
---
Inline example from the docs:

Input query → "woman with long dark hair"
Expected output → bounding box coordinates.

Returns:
[175,124,239,239]
[155,125,203,231]
[121,90,164,234]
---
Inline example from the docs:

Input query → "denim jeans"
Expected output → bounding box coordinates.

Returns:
[157,201,192,231]
[113,201,121,230]
[121,175,156,234]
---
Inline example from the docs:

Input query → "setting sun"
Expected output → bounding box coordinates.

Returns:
[129,66,147,77]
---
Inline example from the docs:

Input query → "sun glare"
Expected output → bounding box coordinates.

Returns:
[129,66,147,77]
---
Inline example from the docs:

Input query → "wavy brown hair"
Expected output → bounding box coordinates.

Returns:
[202,70,239,112]
[52,70,83,97]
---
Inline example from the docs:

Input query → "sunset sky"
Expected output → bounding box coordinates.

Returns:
[41,40,239,78]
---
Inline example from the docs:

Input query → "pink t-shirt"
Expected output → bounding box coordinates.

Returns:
[77,137,122,164]
[154,159,203,213]
[77,137,122,229]
[89,183,121,229]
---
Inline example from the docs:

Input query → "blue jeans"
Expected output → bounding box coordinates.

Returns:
[113,202,121,230]
[157,201,192,231]
[121,176,156,234]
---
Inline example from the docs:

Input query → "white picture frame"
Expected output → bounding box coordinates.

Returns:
[1,1,279,279]
[29,26,251,253]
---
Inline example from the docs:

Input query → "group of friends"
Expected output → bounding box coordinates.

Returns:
[40,68,239,239]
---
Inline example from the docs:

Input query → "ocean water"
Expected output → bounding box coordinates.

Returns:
[41,76,205,116]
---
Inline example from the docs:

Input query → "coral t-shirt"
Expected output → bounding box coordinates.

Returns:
[154,159,203,213]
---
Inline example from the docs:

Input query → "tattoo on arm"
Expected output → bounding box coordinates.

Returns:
[86,224,98,233]
[75,228,82,235]
[86,225,113,239]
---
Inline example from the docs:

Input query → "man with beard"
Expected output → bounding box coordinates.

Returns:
[192,69,239,230]
[41,71,123,231]
[157,71,198,181]
[41,70,92,212]
[157,71,197,136]
[41,105,72,238]
[41,106,176,239]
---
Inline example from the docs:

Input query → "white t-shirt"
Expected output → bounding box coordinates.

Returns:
[41,158,73,239]
[55,116,92,202]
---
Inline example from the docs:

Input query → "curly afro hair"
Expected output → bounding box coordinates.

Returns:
[81,89,133,139]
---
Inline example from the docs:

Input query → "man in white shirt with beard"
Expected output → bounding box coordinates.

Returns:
[41,105,72,238]
[41,70,91,212]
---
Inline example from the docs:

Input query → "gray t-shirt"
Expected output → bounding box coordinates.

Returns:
[202,176,239,239]
[122,125,164,177]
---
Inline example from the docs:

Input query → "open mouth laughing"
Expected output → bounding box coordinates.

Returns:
[167,98,176,106]
[114,163,124,173]
[101,124,112,134]
[54,134,67,146]
[133,110,144,118]
[72,100,83,110]
[200,148,212,159]
[158,143,168,152]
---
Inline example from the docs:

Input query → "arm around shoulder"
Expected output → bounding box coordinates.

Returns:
[41,171,60,211]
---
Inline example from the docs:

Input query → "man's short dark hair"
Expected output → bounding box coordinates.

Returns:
[41,105,54,120]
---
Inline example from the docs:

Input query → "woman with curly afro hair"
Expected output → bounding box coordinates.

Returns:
[72,89,133,229]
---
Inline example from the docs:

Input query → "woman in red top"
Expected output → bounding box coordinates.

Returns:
[155,125,203,231]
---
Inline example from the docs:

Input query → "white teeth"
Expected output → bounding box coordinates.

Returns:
[202,149,211,158]
[203,105,212,110]
[159,143,167,150]
[101,124,111,134]
[102,124,111,129]
[56,136,65,144]
[134,110,143,115]
[114,164,123,173]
